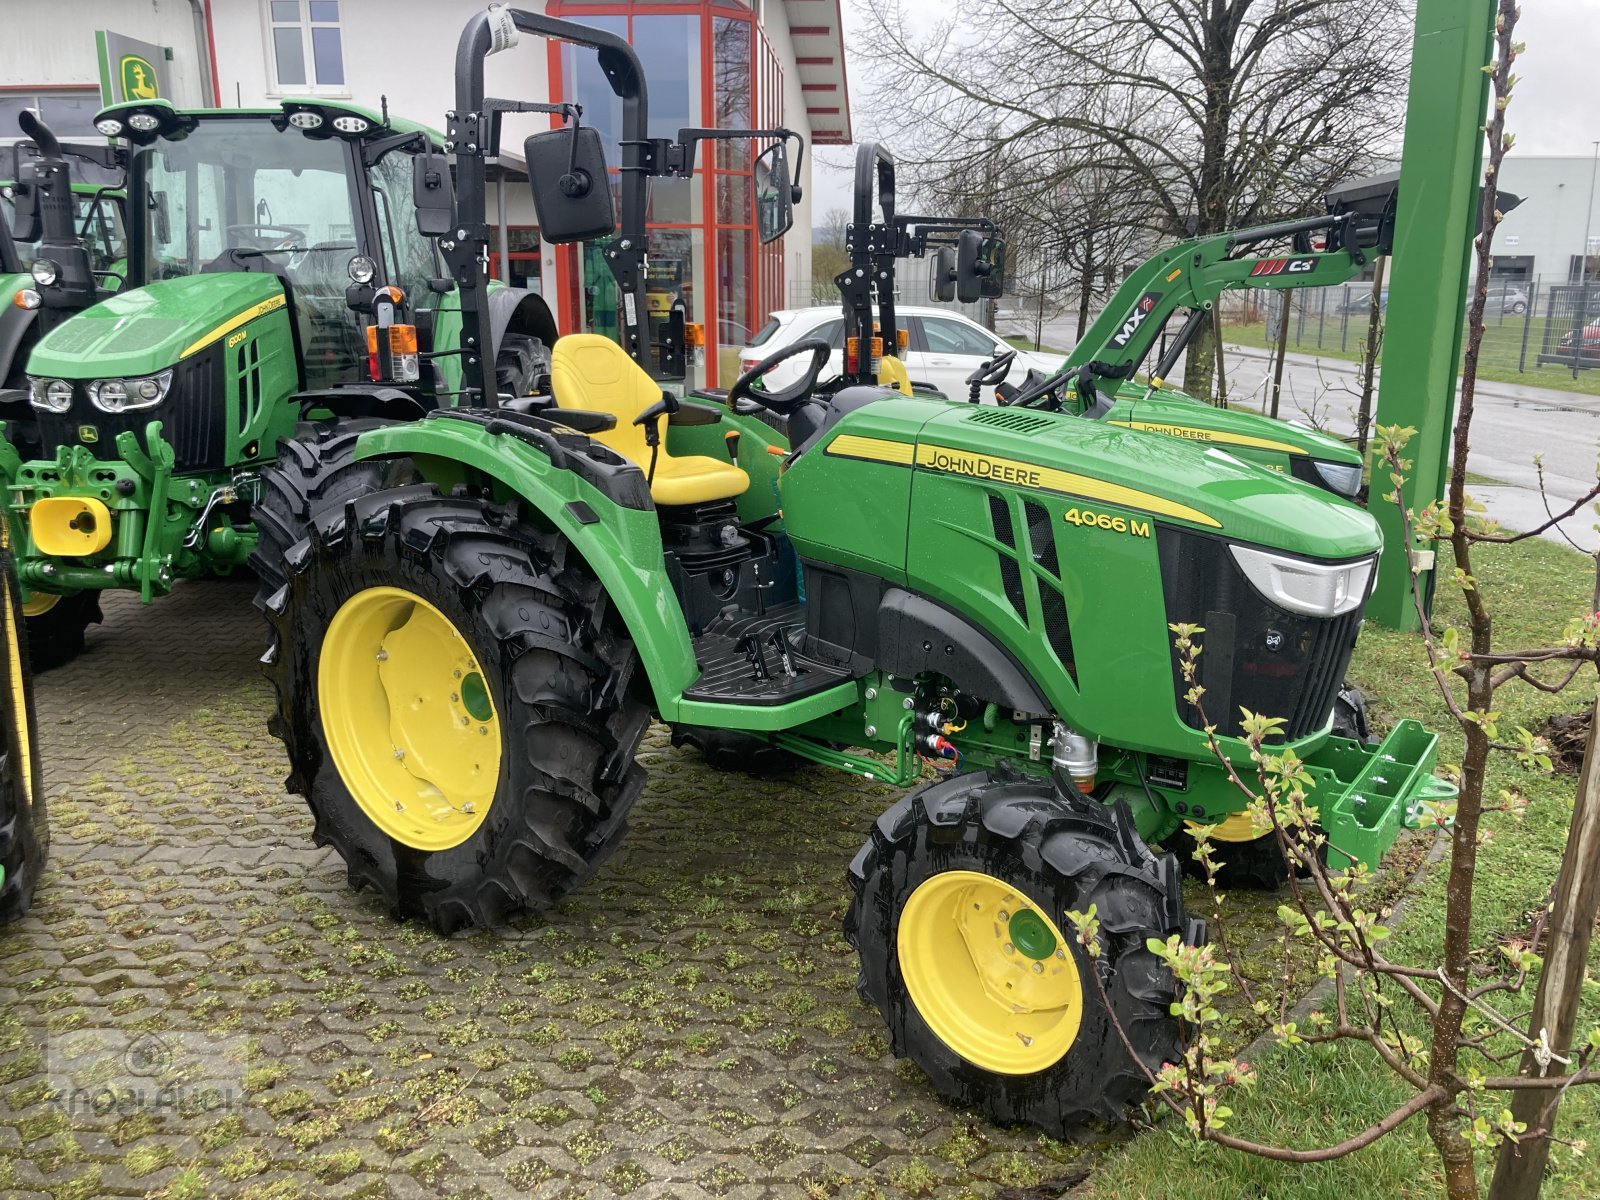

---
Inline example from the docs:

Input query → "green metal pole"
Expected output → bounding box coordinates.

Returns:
[1366,0,1495,630]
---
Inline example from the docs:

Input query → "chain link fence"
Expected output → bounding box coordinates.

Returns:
[1222,276,1600,395]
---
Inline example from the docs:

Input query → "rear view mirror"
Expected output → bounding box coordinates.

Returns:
[754,141,794,244]
[524,126,615,244]
[956,229,1005,302]
[8,183,40,243]
[980,240,1006,299]
[930,245,956,303]
[148,189,170,246]
[412,151,455,238]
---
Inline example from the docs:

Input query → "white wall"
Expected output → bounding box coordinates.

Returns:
[758,12,814,305]
[0,0,207,106]
[1496,156,1600,280]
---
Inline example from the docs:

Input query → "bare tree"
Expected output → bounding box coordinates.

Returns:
[855,0,1408,395]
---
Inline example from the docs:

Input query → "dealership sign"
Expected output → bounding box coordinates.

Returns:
[96,31,168,106]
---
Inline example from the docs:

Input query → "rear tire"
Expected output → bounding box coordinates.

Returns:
[24,591,101,673]
[0,548,47,924]
[496,332,550,398]
[263,486,649,934]
[249,417,416,605]
[846,771,1186,1135]
[1171,820,1293,890]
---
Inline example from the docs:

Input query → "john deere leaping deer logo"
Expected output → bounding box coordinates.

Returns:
[119,55,160,101]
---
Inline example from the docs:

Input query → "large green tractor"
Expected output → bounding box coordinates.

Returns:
[0,96,561,667]
[253,10,1455,1136]
[0,524,45,925]
[0,117,129,435]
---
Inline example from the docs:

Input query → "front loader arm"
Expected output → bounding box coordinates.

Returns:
[1066,213,1381,384]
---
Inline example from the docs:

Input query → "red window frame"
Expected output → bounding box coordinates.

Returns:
[546,0,785,385]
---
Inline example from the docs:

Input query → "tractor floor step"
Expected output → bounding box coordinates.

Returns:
[682,602,851,706]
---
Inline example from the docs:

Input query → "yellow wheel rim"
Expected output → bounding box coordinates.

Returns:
[318,586,501,852]
[897,870,1083,1075]
[1186,809,1264,843]
[22,592,59,617]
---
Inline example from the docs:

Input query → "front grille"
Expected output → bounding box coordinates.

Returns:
[1157,525,1364,739]
[33,345,226,474]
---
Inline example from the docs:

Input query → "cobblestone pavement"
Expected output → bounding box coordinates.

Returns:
[0,579,1125,1199]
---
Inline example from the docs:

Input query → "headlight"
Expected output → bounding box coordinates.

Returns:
[87,370,172,413]
[332,115,370,134]
[1311,459,1364,498]
[1229,545,1376,619]
[29,378,74,413]
[127,112,162,132]
[30,259,58,287]
[347,254,377,284]
[95,117,125,137]
[288,110,324,130]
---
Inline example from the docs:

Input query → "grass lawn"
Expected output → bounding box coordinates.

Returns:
[1225,318,1600,399]
[1084,534,1600,1199]
[1004,334,1072,357]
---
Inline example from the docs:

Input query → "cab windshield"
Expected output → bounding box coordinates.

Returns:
[133,118,364,386]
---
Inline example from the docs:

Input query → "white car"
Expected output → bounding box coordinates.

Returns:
[737,306,1066,405]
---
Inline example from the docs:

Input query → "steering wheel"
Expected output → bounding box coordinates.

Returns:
[964,348,1017,403]
[999,362,1075,411]
[727,339,833,414]
[225,223,305,251]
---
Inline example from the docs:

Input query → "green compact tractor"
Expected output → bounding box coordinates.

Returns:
[0,96,561,668]
[0,525,45,924]
[253,10,1455,1136]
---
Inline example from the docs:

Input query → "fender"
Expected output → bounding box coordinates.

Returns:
[488,287,559,357]
[295,383,431,423]
[351,415,703,715]
[876,588,1052,715]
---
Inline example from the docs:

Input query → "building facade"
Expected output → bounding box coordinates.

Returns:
[1492,155,1600,284]
[0,0,849,387]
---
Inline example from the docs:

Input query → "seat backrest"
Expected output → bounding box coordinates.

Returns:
[550,334,658,464]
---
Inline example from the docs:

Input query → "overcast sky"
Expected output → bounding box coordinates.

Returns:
[811,1,1600,220]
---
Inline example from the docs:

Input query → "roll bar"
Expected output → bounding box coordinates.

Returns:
[445,6,804,406]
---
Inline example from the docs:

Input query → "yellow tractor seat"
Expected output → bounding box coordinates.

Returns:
[550,334,750,507]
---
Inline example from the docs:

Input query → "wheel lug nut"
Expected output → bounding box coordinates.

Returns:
[376,649,388,661]
[1003,942,1014,954]
[393,748,405,760]
[479,726,488,735]
[1032,961,1044,974]
[451,692,460,703]
[453,669,462,679]
[998,910,1009,921]
[1055,949,1066,960]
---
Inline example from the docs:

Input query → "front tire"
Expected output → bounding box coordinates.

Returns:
[669,725,803,775]
[263,486,649,934]
[23,591,102,673]
[846,771,1186,1135]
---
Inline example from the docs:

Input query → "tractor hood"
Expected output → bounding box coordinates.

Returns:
[915,403,1380,561]
[28,273,287,380]
[1110,382,1362,468]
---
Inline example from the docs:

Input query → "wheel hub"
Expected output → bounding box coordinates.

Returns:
[319,587,501,851]
[897,869,1083,1075]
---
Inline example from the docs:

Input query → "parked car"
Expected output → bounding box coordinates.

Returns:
[740,306,1064,403]
[1557,319,1600,361]
[1335,287,1389,315]
[1481,283,1529,316]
